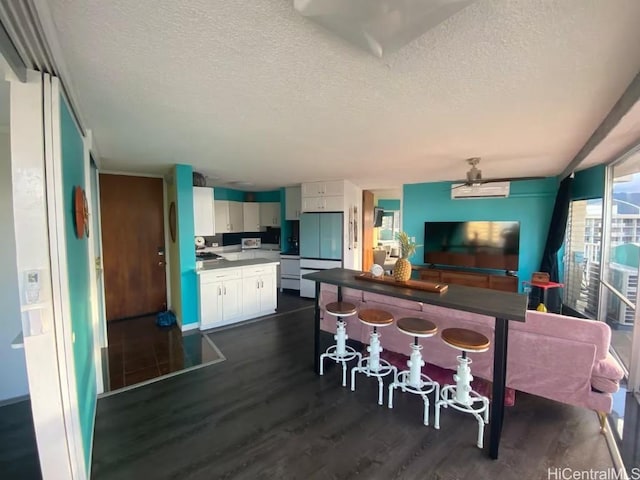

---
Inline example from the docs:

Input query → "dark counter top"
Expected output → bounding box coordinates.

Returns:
[302,268,527,321]
[196,258,280,272]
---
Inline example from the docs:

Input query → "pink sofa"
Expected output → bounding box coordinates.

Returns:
[319,285,624,413]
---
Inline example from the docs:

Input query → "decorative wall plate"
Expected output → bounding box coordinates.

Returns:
[169,201,177,242]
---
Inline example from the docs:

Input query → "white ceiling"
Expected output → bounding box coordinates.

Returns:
[45,0,640,190]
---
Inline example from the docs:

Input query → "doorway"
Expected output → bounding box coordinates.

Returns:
[99,174,167,321]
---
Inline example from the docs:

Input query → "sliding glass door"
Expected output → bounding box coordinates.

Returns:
[601,148,640,376]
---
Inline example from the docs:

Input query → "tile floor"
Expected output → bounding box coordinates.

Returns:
[105,316,222,391]
[105,290,313,391]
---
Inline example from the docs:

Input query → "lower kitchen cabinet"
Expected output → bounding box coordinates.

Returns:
[198,269,242,330]
[198,261,278,330]
[242,265,277,317]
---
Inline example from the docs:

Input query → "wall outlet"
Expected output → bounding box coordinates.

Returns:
[410,236,416,243]
[211,242,219,247]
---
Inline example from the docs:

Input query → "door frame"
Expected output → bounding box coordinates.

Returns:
[9,69,86,478]
[97,170,172,326]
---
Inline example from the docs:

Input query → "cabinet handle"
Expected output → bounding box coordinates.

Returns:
[218,286,221,296]
[257,280,260,289]
[260,280,264,288]
[224,286,227,295]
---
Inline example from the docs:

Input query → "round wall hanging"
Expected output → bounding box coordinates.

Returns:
[169,201,177,242]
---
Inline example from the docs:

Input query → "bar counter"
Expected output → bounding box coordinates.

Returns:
[302,268,528,460]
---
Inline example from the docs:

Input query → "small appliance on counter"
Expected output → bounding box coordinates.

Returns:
[241,237,261,249]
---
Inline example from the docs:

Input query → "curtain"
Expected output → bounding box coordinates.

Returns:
[536,175,573,312]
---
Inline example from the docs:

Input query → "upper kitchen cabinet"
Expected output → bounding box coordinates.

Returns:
[243,202,260,232]
[285,186,301,220]
[193,187,215,236]
[260,202,281,227]
[301,181,348,213]
[301,181,345,197]
[214,200,244,233]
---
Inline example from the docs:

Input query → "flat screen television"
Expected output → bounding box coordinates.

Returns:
[424,221,520,271]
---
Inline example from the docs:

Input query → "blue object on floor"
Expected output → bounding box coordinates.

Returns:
[156,310,177,327]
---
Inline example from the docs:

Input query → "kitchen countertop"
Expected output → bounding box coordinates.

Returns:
[196,258,280,273]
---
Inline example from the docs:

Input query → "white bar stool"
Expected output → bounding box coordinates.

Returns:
[319,301,362,387]
[351,309,397,405]
[388,317,440,426]
[434,328,491,448]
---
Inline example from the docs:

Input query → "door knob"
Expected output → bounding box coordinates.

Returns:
[158,261,165,267]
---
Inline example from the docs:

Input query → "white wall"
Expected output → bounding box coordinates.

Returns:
[0,128,29,401]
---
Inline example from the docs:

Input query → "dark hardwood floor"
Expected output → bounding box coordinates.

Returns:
[92,307,614,479]
[0,399,41,479]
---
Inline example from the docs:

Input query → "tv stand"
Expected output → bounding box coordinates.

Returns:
[416,266,518,293]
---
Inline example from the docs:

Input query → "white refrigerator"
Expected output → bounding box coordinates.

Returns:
[299,212,343,298]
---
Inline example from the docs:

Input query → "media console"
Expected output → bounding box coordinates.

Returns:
[415,266,518,293]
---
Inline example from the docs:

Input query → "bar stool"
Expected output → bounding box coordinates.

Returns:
[388,317,440,426]
[351,309,397,405]
[434,328,490,448]
[319,301,362,387]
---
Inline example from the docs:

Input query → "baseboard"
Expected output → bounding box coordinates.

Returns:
[181,322,199,332]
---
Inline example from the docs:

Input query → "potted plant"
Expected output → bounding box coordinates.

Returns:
[394,231,417,282]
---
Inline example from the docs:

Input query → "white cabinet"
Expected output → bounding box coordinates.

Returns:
[242,265,277,316]
[255,250,280,287]
[198,262,279,330]
[285,186,301,220]
[193,187,214,236]
[215,200,244,233]
[243,203,261,232]
[198,269,242,330]
[260,202,280,227]
[229,201,243,233]
[301,181,344,197]
[301,181,345,213]
[302,195,345,212]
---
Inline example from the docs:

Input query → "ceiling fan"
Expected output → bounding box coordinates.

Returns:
[452,157,543,188]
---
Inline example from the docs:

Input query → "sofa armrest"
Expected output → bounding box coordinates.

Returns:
[519,311,611,362]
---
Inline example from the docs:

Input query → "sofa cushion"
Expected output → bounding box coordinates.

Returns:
[591,376,620,394]
[590,353,624,394]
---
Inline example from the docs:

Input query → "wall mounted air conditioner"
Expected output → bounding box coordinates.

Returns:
[451,182,510,199]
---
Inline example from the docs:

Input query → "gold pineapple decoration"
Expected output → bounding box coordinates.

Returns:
[394,231,416,282]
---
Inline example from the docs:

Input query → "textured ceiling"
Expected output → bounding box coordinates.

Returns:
[45,0,640,190]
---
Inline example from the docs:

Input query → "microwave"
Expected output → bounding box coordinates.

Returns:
[241,238,261,249]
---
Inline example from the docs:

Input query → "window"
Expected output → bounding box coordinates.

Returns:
[378,211,400,241]
[563,199,603,317]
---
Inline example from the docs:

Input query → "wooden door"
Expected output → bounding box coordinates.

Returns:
[100,174,167,321]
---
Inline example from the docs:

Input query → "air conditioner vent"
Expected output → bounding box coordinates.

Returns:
[451,182,510,199]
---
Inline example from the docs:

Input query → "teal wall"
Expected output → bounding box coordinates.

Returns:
[572,165,605,200]
[214,187,281,203]
[403,178,558,292]
[60,95,95,472]
[214,187,245,201]
[378,199,401,210]
[254,190,281,202]
[176,165,198,326]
